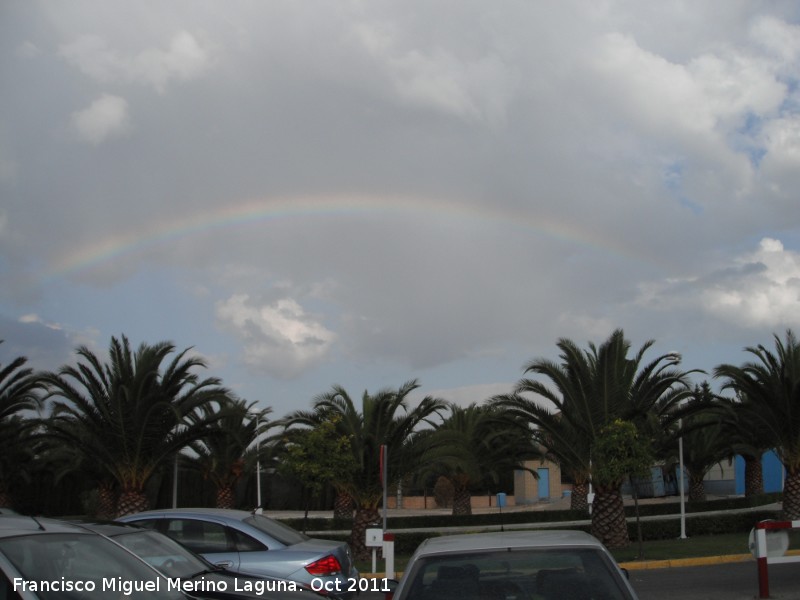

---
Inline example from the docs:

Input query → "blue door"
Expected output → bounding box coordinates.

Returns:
[537,468,550,500]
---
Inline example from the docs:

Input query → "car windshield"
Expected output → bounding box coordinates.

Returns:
[0,532,187,599]
[402,547,631,600]
[243,515,309,545]
[112,530,211,578]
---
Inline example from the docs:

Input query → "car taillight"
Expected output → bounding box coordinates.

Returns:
[305,554,342,576]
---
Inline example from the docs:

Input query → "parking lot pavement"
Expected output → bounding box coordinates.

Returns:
[628,560,800,599]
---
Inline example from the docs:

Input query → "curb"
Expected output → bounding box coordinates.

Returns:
[619,553,753,570]
[620,548,800,571]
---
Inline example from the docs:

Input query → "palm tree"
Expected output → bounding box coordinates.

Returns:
[679,415,731,502]
[0,341,44,507]
[42,335,231,516]
[495,329,696,547]
[187,397,273,509]
[711,390,772,499]
[417,403,540,515]
[714,330,800,518]
[302,379,445,559]
[495,394,592,513]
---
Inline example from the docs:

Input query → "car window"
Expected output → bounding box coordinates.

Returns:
[243,515,308,545]
[402,548,630,600]
[0,569,23,600]
[0,532,185,599]
[128,518,159,530]
[229,528,268,552]
[164,519,233,554]
[113,530,210,578]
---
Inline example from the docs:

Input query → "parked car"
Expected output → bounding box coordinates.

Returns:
[390,530,639,600]
[118,509,358,597]
[78,521,321,600]
[0,514,187,599]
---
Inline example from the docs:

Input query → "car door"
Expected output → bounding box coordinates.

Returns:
[161,518,241,571]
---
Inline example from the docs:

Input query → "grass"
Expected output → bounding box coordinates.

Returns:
[610,532,752,563]
[357,531,800,574]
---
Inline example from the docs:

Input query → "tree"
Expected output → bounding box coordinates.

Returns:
[495,329,696,547]
[187,397,273,509]
[417,403,540,516]
[715,330,800,518]
[593,419,652,556]
[43,335,231,516]
[495,395,591,513]
[0,341,44,507]
[673,383,733,503]
[278,414,358,531]
[304,380,445,559]
[715,390,773,499]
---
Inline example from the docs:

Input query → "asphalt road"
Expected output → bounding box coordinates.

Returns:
[629,561,800,599]
[359,561,800,599]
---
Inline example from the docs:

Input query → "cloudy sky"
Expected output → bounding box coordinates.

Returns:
[2,1,800,420]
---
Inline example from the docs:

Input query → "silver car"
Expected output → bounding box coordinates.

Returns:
[118,508,358,597]
[391,530,639,600]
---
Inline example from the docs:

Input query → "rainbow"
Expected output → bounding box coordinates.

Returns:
[42,194,634,281]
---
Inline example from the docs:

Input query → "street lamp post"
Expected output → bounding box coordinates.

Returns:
[256,414,262,510]
[678,417,687,539]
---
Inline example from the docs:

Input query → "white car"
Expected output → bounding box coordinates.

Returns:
[391,530,639,600]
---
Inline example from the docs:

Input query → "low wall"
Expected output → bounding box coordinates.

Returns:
[386,494,516,510]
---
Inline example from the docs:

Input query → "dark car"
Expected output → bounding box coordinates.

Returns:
[78,521,319,600]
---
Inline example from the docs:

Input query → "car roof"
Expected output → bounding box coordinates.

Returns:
[0,514,96,538]
[71,520,143,537]
[123,508,255,520]
[412,530,606,556]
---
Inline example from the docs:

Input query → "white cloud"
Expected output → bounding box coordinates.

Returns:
[15,41,41,59]
[71,94,131,145]
[589,32,784,136]
[215,294,335,378]
[750,16,800,65]
[60,30,215,93]
[759,116,800,191]
[351,21,518,126]
[637,238,800,329]
[19,314,63,331]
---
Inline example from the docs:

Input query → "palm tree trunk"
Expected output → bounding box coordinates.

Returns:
[744,454,764,498]
[688,473,706,502]
[216,486,235,509]
[570,481,589,513]
[591,486,629,548]
[96,482,117,519]
[349,506,380,560]
[452,488,472,516]
[116,487,149,517]
[783,469,800,519]
[333,491,354,520]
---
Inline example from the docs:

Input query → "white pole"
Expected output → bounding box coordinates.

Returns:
[256,415,262,509]
[382,445,388,532]
[172,454,178,508]
[678,417,687,539]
